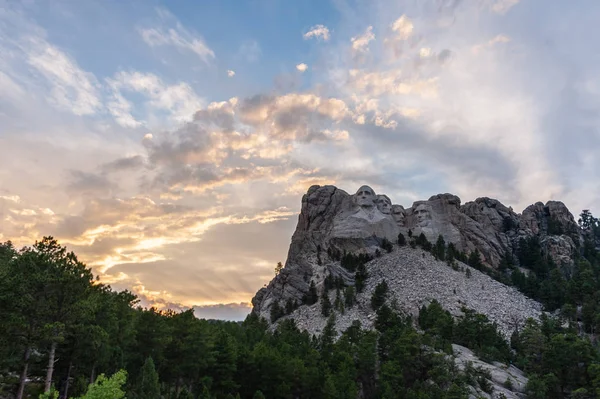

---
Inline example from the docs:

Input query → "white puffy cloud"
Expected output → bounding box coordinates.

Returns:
[391,15,413,40]
[296,63,308,72]
[2,0,600,320]
[351,26,375,54]
[303,24,331,41]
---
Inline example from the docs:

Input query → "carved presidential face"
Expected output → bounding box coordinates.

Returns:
[391,205,405,225]
[355,185,376,208]
[376,195,392,214]
[415,204,432,226]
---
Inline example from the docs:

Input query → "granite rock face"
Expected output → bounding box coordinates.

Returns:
[252,185,583,327]
[453,344,528,399]
[280,248,542,339]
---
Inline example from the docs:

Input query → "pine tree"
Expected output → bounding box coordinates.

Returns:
[139,357,160,399]
[371,280,389,310]
[434,235,446,261]
[177,388,194,399]
[304,281,318,305]
[344,286,356,308]
[321,290,332,317]
[397,233,406,246]
[468,250,483,270]
[355,263,368,293]
[270,301,283,322]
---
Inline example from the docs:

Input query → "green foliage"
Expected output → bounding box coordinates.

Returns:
[380,238,393,253]
[39,387,59,399]
[5,231,600,399]
[274,261,283,275]
[303,280,318,305]
[270,301,284,322]
[397,232,406,246]
[340,252,372,272]
[138,357,160,399]
[370,280,389,310]
[75,370,127,399]
[321,290,332,317]
[355,263,368,293]
[467,249,483,270]
[344,286,356,308]
[419,302,510,363]
[547,217,564,235]
[433,234,446,261]
[415,233,433,251]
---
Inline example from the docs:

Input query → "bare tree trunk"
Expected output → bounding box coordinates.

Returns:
[62,361,73,399]
[175,377,180,397]
[90,363,97,384]
[16,346,31,399]
[44,341,58,392]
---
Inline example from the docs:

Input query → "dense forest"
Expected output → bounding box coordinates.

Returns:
[0,210,600,398]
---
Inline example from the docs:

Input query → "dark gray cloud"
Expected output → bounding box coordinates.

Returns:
[66,170,117,197]
[101,155,145,173]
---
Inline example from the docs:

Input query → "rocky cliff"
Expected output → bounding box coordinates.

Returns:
[252,185,583,334]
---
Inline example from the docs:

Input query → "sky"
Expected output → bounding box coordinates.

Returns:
[1,0,599,321]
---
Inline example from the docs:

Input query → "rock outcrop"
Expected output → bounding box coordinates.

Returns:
[278,248,542,339]
[252,184,584,331]
[453,344,528,399]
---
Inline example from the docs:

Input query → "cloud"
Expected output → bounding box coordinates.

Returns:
[472,34,510,53]
[227,70,235,77]
[25,38,102,116]
[491,0,521,14]
[303,24,331,41]
[101,155,145,173]
[67,171,117,197]
[296,63,308,72]
[238,40,261,63]
[106,71,204,126]
[2,0,600,320]
[139,9,215,63]
[391,15,414,41]
[351,26,375,54]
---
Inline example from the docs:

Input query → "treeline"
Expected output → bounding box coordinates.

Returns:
[0,237,479,398]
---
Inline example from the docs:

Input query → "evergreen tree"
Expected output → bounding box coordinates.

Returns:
[371,280,389,310]
[344,286,356,308]
[139,357,160,399]
[355,263,368,293]
[304,281,318,305]
[380,238,393,253]
[177,388,194,399]
[321,290,332,317]
[468,249,483,270]
[434,235,446,261]
[397,232,406,246]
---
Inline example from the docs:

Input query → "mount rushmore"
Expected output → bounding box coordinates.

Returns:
[251,184,585,336]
